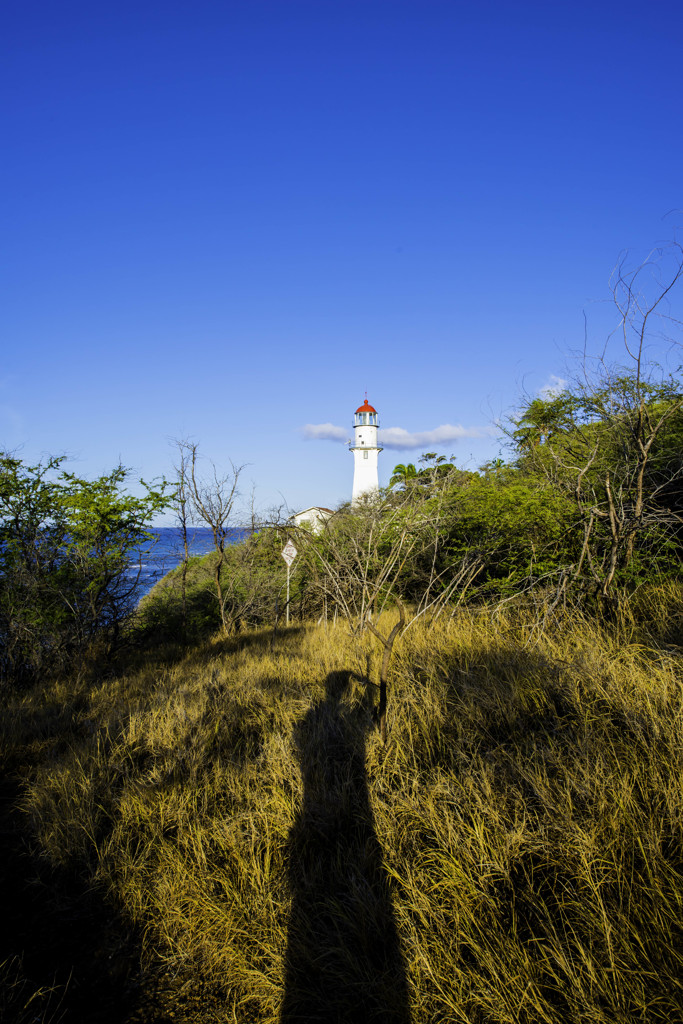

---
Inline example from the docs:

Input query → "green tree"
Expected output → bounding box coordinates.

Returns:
[436,473,579,600]
[510,243,683,605]
[0,454,169,683]
[389,463,417,488]
[513,380,683,602]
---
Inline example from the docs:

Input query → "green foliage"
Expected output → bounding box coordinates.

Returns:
[151,373,683,630]
[510,376,683,600]
[140,526,294,639]
[512,392,581,452]
[389,462,417,488]
[292,467,584,618]
[438,474,580,598]
[297,372,682,615]
[0,453,169,683]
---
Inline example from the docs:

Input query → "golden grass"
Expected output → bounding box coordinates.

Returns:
[0,957,65,1024]
[4,605,683,1022]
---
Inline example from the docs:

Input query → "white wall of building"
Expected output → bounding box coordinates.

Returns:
[291,507,333,533]
[350,406,382,501]
[351,445,380,501]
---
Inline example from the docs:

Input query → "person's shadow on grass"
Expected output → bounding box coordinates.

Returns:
[281,670,410,1023]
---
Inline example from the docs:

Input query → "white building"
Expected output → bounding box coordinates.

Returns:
[350,397,382,502]
[290,506,335,533]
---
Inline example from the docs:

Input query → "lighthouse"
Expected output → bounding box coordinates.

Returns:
[350,397,382,502]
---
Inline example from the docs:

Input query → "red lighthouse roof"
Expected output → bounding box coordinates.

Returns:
[355,398,377,414]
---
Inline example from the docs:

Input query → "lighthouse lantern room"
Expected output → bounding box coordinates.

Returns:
[350,398,382,502]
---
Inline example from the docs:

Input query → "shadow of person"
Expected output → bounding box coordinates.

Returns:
[281,670,410,1024]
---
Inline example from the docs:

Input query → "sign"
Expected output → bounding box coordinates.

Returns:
[281,540,298,566]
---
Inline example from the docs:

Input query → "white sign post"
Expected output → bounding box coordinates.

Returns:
[281,540,298,626]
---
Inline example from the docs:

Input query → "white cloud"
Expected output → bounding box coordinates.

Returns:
[538,375,568,399]
[302,422,349,442]
[379,424,492,450]
[301,421,493,450]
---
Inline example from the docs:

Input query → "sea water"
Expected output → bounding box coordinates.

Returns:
[132,526,247,599]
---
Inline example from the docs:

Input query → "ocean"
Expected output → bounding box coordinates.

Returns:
[132,526,247,599]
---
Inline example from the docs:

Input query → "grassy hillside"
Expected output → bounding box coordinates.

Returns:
[2,596,683,1022]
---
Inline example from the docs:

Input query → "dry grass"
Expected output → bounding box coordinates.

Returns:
[3,602,683,1022]
[0,957,66,1024]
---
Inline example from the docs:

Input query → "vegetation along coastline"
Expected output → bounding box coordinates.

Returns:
[1,244,683,1022]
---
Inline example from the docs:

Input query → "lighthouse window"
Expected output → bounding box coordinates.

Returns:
[363,451,368,459]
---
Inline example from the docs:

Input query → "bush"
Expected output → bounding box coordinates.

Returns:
[0,453,169,684]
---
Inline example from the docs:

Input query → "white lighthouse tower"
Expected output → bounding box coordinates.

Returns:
[350,397,382,502]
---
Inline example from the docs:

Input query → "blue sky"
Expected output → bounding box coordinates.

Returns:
[2,0,682,521]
